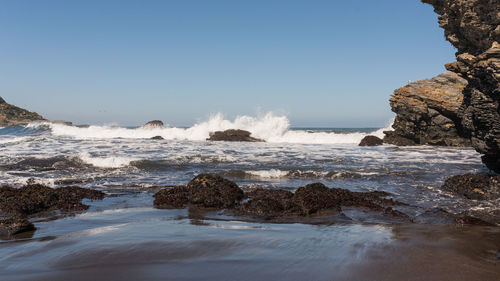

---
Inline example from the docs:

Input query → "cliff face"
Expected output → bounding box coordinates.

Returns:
[422,0,500,173]
[0,97,45,126]
[384,72,470,146]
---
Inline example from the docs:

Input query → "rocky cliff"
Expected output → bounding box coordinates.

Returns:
[421,0,500,173]
[0,97,45,126]
[384,72,470,146]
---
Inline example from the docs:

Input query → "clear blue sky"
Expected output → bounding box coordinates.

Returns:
[0,0,455,127]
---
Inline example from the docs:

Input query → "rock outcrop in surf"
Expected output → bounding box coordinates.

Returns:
[383,72,470,147]
[421,0,500,173]
[143,120,164,128]
[359,135,383,146]
[207,129,264,142]
[0,97,45,126]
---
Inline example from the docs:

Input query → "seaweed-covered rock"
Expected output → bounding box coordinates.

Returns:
[154,175,408,220]
[0,183,105,216]
[0,215,35,239]
[239,188,297,217]
[55,186,105,211]
[291,183,342,215]
[359,135,383,146]
[238,183,404,218]
[187,174,244,208]
[207,129,264,142]
[154,186,189,209]
[442,173,500,200]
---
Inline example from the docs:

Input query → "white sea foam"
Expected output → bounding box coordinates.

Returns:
[27,113,394,145]
[0,136,28,145]
[246,169,289,178]
[78,153,136,168]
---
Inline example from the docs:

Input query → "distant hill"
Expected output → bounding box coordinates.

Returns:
[0,97,46,126]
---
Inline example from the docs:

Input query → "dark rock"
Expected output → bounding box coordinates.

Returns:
[422,0,500,173]
[359,135,383,146]
[153,175,409,220]
[75,124,90,128]
[291,183,342,215]
[154,186,189,209]
[442,173,500,200]
[0,183,105,216]
[239,188,297,217]
[143,120,164,128]
[238,183,402,218]
[55,186,105,211]
[151,136,164,140]
[187,174,244,208]
[52,120,73,126]
[0,215,35,239]
[382,131,417,146]
[207,129,264,142]
[0,96,46,126]
[383,72,470,147]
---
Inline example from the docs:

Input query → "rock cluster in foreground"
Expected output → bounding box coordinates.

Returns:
[0,183,104,239]
[383,72,470,147]
[154,174,408,220]
[0,97,46,126]
[207,129,264,142]
[422,0,500,173]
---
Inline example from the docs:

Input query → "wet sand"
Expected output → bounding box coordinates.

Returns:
[1,196,498,281]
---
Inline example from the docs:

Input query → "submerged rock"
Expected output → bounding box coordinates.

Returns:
[0,96,46,126]
[0,183,105,216]
[143,120,164,128]
[441,174,500,200]
[187,174,244,208]
[383,72,470,147]
[207,129,264,142]
[422,0,500,173]
[359,135,383,146]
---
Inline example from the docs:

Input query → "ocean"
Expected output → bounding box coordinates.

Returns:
[0,113,498,280]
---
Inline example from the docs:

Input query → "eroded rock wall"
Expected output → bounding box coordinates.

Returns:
[421,0,500,172]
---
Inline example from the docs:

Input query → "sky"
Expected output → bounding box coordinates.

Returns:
[0,0,456,127]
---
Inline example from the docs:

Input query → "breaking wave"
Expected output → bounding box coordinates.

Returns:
[26,113,393,144]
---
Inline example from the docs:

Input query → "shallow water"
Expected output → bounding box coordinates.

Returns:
[0,118,499,280]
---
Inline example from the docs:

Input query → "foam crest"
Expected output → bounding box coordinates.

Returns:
[27,113,394,144]
[78,153,136,168]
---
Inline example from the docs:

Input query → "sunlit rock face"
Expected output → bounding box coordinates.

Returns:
[422,0,500,173]
[384,72,470,147]
[0,96,45,126]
